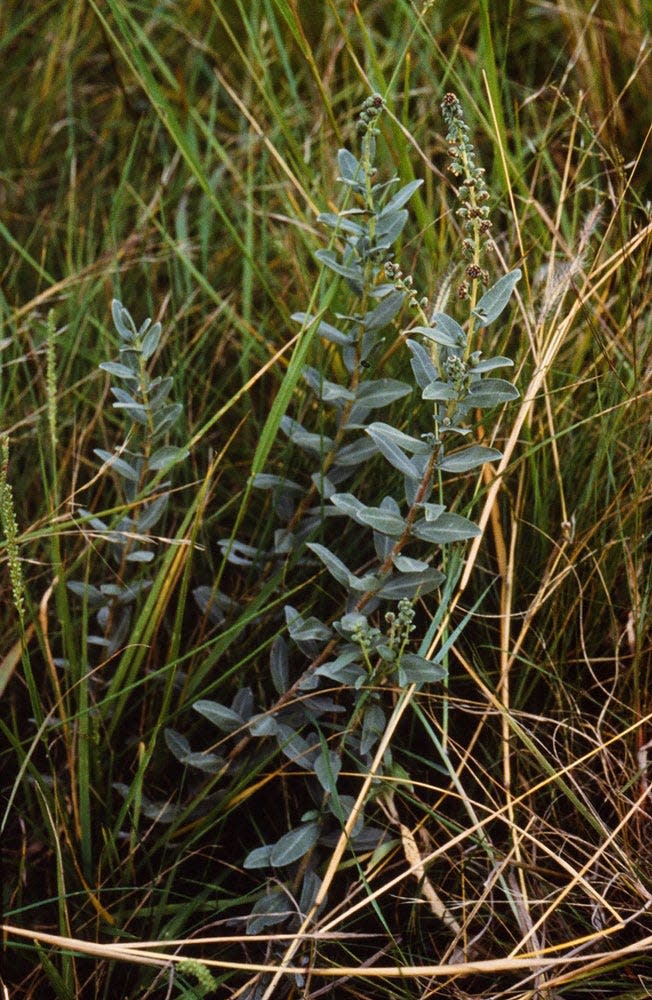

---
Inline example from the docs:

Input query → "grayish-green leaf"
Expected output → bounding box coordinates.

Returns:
[192,586,228,626]
[140,322,162,359]
[243,844,273,870]
[329,492,365,518]
[164,727,191,761]
[109,389,148,424]
[313,748,341,793]
[246,889,291,931]
[310,472,336,499]
[113,783,178,823]
[125,549,154,563]
[326,794,364,836]
[366,427,420,480]
[137,493,169,531]
[354,506,406,537]
[361,703,385,755]
[317,211,365,235]
[276,724,315,767]
[149,445,189,470]
[193,699,243,732]
[291,312,353,345]
[471,355,514,373]
[232,687,254,721]
[99,361,136,379]
[438,445,502,472]
[315,650,365,684]
[248,714,279,737]
[378,179,423,216]
[362,291,404,331]
[375,209,408,246]
[467,379,520,408]
[148,377,174,410]
[280,416,333,454]
[376,568,445,599]
[299,870,322,916]
[421,502,446,522]
[398,653,447,685]
[253,473,302,491]
[110,387,141,408]
[371,436,419,479]
[392,555,430,572]
[414,311,466,348]
[179,751,223,773]
[117,347,140,373]
[355,379,411,409]
[307,543,354,588]
[407,338,438,390]
[366,422,431,453]
[315,249,363,284]
[152,403,183,434]
[303,365,355,404]
[337,148,364,186]
[93,449,140,482]
[412,513,481,543]
[473,269,522,325]
[270,635,289,694]
[332,437,378,466]
[269,823,320,867]
[285,606,332,643]
[66,581,105,605]
[422,380,459,401]
[112,300,136,342]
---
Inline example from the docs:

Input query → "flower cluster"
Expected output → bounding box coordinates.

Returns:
[384,260,429,311]
[385,598,417,649]
[441,92,492,296]
[356,92,384,136]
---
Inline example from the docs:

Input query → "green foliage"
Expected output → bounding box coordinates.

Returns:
[2,4,650,998]
[162,93,520,940]
[67,301,187,656]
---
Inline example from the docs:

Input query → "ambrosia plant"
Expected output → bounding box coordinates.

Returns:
[165,93,521,937]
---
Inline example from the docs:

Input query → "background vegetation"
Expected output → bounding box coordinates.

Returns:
[1,1,650,998]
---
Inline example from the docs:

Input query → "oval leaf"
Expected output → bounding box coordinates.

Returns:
[313,749,341,793]
[99,361,137,379]
[376,568,445,599]
[333,437,378,466]
[355,378,411,408]
[269,823,320,867]
[438,445,502,473]
[379,178,423,216]
[407,338,438,389]
[398,653,447,685]
[412,513,481,543]
[355,507,406,537]
[307,543,354,588]
[270,636,289,695]
[93,449,140,482]
[149,445,189,470]
[471,355,514,373]
[362,291,404,331]
[243,844,273,870]
[467,379,520,408]
[141,322,162,359]
[193,699,243,732]
[365,429,419,480]
[473,269,522,325]
[422,380,458,401]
